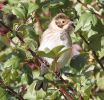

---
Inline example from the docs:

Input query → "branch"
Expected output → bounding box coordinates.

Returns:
[0,21,24,43]
[79,33,104,70]
[77,0,104,19]
[50,81,73,100]
[55,72,76,94]
[0,21,48,66]
[59,87,73,100]
[0,17,83,100]
[35,13,44,32]
[55,72,84,100]
[0,20,84,100]
[0,79,24,100]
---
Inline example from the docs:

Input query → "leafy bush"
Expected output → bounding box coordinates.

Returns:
[0,0,104,100]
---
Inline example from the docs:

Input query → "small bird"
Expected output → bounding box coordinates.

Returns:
[35,13,74,91]
[38,13,74,72]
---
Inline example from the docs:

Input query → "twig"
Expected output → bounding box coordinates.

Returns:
[92,51,104,70]
[0,21,47,66]
[79,33,104,70]
[55,72,76,94]
[0,20,84,100]
[0,21,24,43]
[55,72,84,100]
[77,0,104,19]
[60,87,73,100]
[51,81,73,100]
[0,79,24,100]
[35,13,44,32]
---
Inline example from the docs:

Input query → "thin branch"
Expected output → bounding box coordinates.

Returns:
[35,13,44,32]
[50,81,73,100]
[0,21,24,43]
[0,17,82,99]
[55,72,77,95]
[92,51,104,70]
[56,73,84,100]
[59,87,73,100]
[0,21,47,66]
[79,33,104,70]
[0,20,83,99]
[0,79,24,100]
[77,0,104,19]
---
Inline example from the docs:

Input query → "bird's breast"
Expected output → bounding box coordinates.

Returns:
[39,31,71,51]
[38,31,72,66]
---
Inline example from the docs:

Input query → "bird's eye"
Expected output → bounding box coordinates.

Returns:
[62,20,65,23]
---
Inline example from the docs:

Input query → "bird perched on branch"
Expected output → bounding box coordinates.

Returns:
[35,13,74,90]
[39,13,74,73]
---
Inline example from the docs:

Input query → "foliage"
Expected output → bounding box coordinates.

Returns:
[0,0,104,100]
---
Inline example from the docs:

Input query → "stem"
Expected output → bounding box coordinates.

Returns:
[60,87,73,100]
[35,13,44,32]
[51,81,73,100]
[0,79,24,100]
[77,0,104,19]
[79,33,104,70]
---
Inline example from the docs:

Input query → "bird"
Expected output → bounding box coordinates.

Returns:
[35,13,74,91]
[38,13,74,72]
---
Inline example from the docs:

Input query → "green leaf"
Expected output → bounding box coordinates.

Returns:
[75,12,97,32]
[2,68,18,85]
[24,82,36,99]
[84,0,92,4]
[20,2,29,16]
[4,55,20,68]
[8,0,19,4]
[24,82,46,99]
[96,72,104,90]
[0,87,7,100]
[89,34,102,51]
[70,53,88,71]
[24,37,38,51]
[25,25,39,42]
[35,80,43,90]
[44,73,54,81]
[12,7,25,18]
[22,64,33,85]
[36,89,46,99]
[14,49,26,61]
[3,5,12,13]
[51,45,64,55]
[50,90,60,100]
[84,86,92,100]
[99,0,104,5]
[28,3,39,16]
[92,19,104,34]
[42,80,48,91]
[38,45,65,58]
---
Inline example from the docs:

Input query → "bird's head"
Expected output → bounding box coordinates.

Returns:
[49,13,74,32]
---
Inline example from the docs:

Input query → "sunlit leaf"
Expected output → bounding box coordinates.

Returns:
[0,87,7,100]
[38,45,65,58]
[75,12,97,32]
[12,7,25,18]
[28,3,39,15]
[2,68,18,85]
[4,55,20,68]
